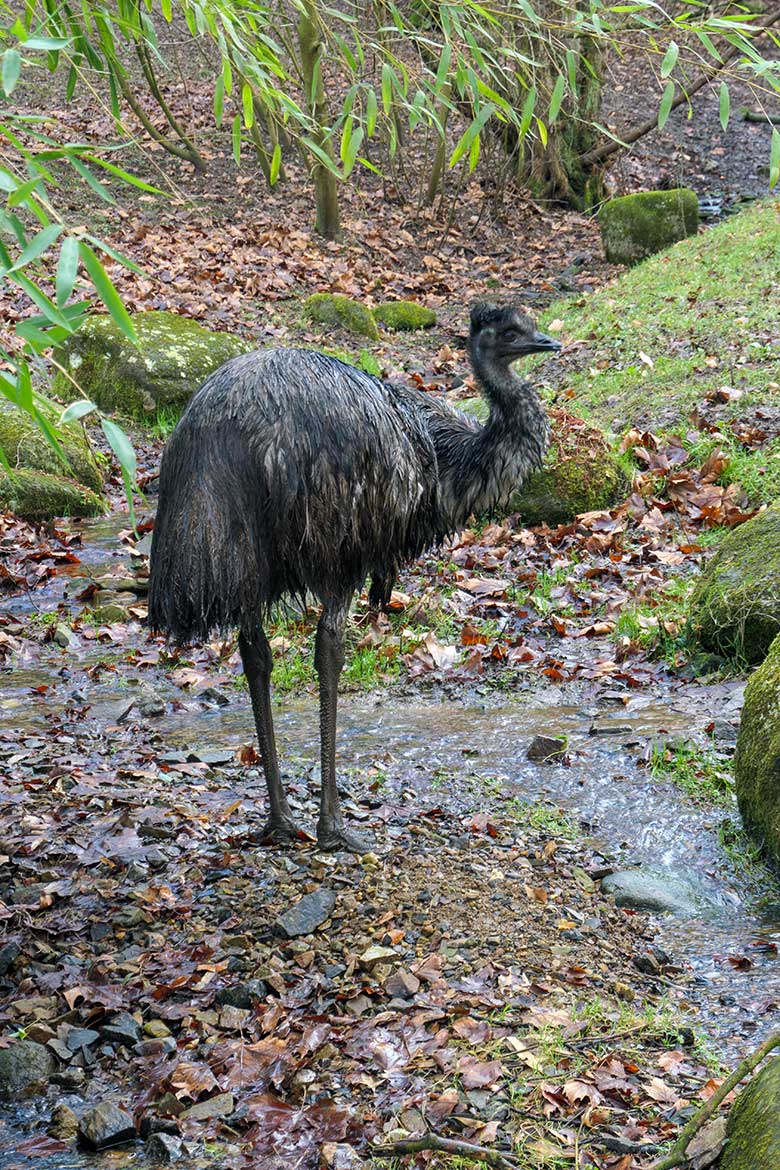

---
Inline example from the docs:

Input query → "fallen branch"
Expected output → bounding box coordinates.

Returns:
[372,1133,520,1168]
[743,109,780,124]
[581,7,780,166]
[651,1031,780,1170]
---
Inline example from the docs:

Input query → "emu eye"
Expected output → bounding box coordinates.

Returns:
[503,330,517,343]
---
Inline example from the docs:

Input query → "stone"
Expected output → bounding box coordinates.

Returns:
[144,1019,172,1038]
[302,293,379,340]
[599,188,699,265]
[384,970,420,998]
[0,468,105,522]
[734,633,780,865]
[214,978,268,1009]
[600,870,701,915]
[101,1010,142,1046]
[64,1026,100,1051]
[179,1091,234,1121]
[0,1040,54,1097]
[0,398,103,492]
[145,1132,182,1162]
[48,1103,79,1140]
[527,734,567,762]
[688,504,780,664]
[0,938,20,976]
[52,310,252,417]
[78,1101,136,1149]
[275,888,337,938]
[373,301,436,331]
[358,945,397,969]
[721,1058,780,1170]
[321,1142,364,1168]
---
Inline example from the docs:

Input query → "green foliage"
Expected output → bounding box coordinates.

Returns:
[373,301,436,331]
[650,741,734,807]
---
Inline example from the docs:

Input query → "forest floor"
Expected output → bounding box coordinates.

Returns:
[1,29,780,1170]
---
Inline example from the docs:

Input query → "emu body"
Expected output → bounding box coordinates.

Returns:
[149,305,559,851]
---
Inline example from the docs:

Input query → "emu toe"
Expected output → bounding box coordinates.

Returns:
[258,815,308,846]
[316,822,374,855]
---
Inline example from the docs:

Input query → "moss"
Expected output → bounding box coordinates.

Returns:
[733,636,780,867]
[0,468,107,520]
[721,1057,780,1168]
[598,188,699,265]
[302,293,379,340]
[0,400,103,493]
[51,311,252,418]
[374,301,436,331]
[688,505,780,664]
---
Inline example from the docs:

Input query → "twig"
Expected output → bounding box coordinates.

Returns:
[372,1133,520,1168]
[651,1031,780,1170]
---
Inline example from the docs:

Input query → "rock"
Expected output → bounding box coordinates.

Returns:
[214,978,268,1009]
[101,1010,142,1046]
[457,404,627,525]
[302,293,379,340]
[688,504,780,664]
[53,624,76,649]
[0,938,20,976]
[358,945,397,969]
[0,1040,55,1097]
[48,1103,79,1140]
[0,398,103,492]
[721,1058,780,1170]
[52,311,252,417]
[600,870,700,915]
[64,1026,100,1051]
[146,1132,182,1162]
[143,1019,172,1038]
[527,734,567,762]
[599,188,699,265]
[373,301,436,331]
[384,970,420,998]
[734,633,780,864]
[179,1091,234,1121]
[275,888,336,938]
[78,1101,136,1149]
[0,468,106,522]
[91,603,131,623]
[321,1141,364,1168]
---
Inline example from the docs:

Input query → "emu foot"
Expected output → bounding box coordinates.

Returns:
[316,822,374,854]
[258,815,309,847]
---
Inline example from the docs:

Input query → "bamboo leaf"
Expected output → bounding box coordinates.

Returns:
[100,415,137,482]
[771,127,780,189]
[269,143,282,185]
[56,235,79,306]
[2,49,21,96]
[242,82,254,128]
[78,243,136,342]
[548,74,565,124]
[518,86,536,140]
[232,113,242,165]
[660,40,678,78]
[366,87,377,136]
[448,103,495,168]
[8,223,63,273]
[719,82,730,131]
[60,399,97,424]
[658,80,675,130]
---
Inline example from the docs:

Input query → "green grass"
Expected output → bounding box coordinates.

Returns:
[613,577,694,662]
[504,795,581,840]
[541,201,780,503]
[149,405,184,439]
[650,741,734,807]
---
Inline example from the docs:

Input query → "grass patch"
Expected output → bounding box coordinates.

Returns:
[613,577,694,663]
[149,405,184,440]
[650,741,734,807]
[504,795,581,840]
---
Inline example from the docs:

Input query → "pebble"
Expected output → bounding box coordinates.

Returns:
[47,1103,78,1140]
[101,1011,142,1046]
[145,1132,182,1162]
[214,978,268,1009]
[0,939,20,976]
[527,734,567,762]
[179,1091,234,1121]
[275,888,336,938]
[77,1101,136,1149]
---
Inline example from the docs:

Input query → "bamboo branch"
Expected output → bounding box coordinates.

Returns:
[117,71,205,170]
[372,1133,521,1168]
[134,39,206,171]
[651,1032,780,1170]
[580,7,780,166]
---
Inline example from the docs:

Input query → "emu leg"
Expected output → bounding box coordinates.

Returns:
[314,601,371,853]
[239,628,301,844]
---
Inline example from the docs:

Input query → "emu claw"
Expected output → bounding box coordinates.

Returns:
[316,824,374,854]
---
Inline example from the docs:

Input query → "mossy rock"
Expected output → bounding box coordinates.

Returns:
[51,311,252,417]
[733,635,780,867]
[303,294,379,340]
[599,188,699,266]
[0,468,106,521]
[688,505,780,664]
[456,403,628,524]
[0,399,103,493]
[721,1057,780,1169]
[374,301,436,331]
[0,1041,55,1098]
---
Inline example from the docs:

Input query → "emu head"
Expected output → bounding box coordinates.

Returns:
[469,303,561,366]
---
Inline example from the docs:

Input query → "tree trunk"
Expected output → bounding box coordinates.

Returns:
[297,0,341,240]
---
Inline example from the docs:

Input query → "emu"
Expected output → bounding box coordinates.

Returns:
[148,303,559,852]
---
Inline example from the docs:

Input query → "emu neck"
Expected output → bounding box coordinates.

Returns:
[443,354,548,530]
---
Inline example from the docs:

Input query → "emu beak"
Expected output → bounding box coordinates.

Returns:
[528,331,561,354]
